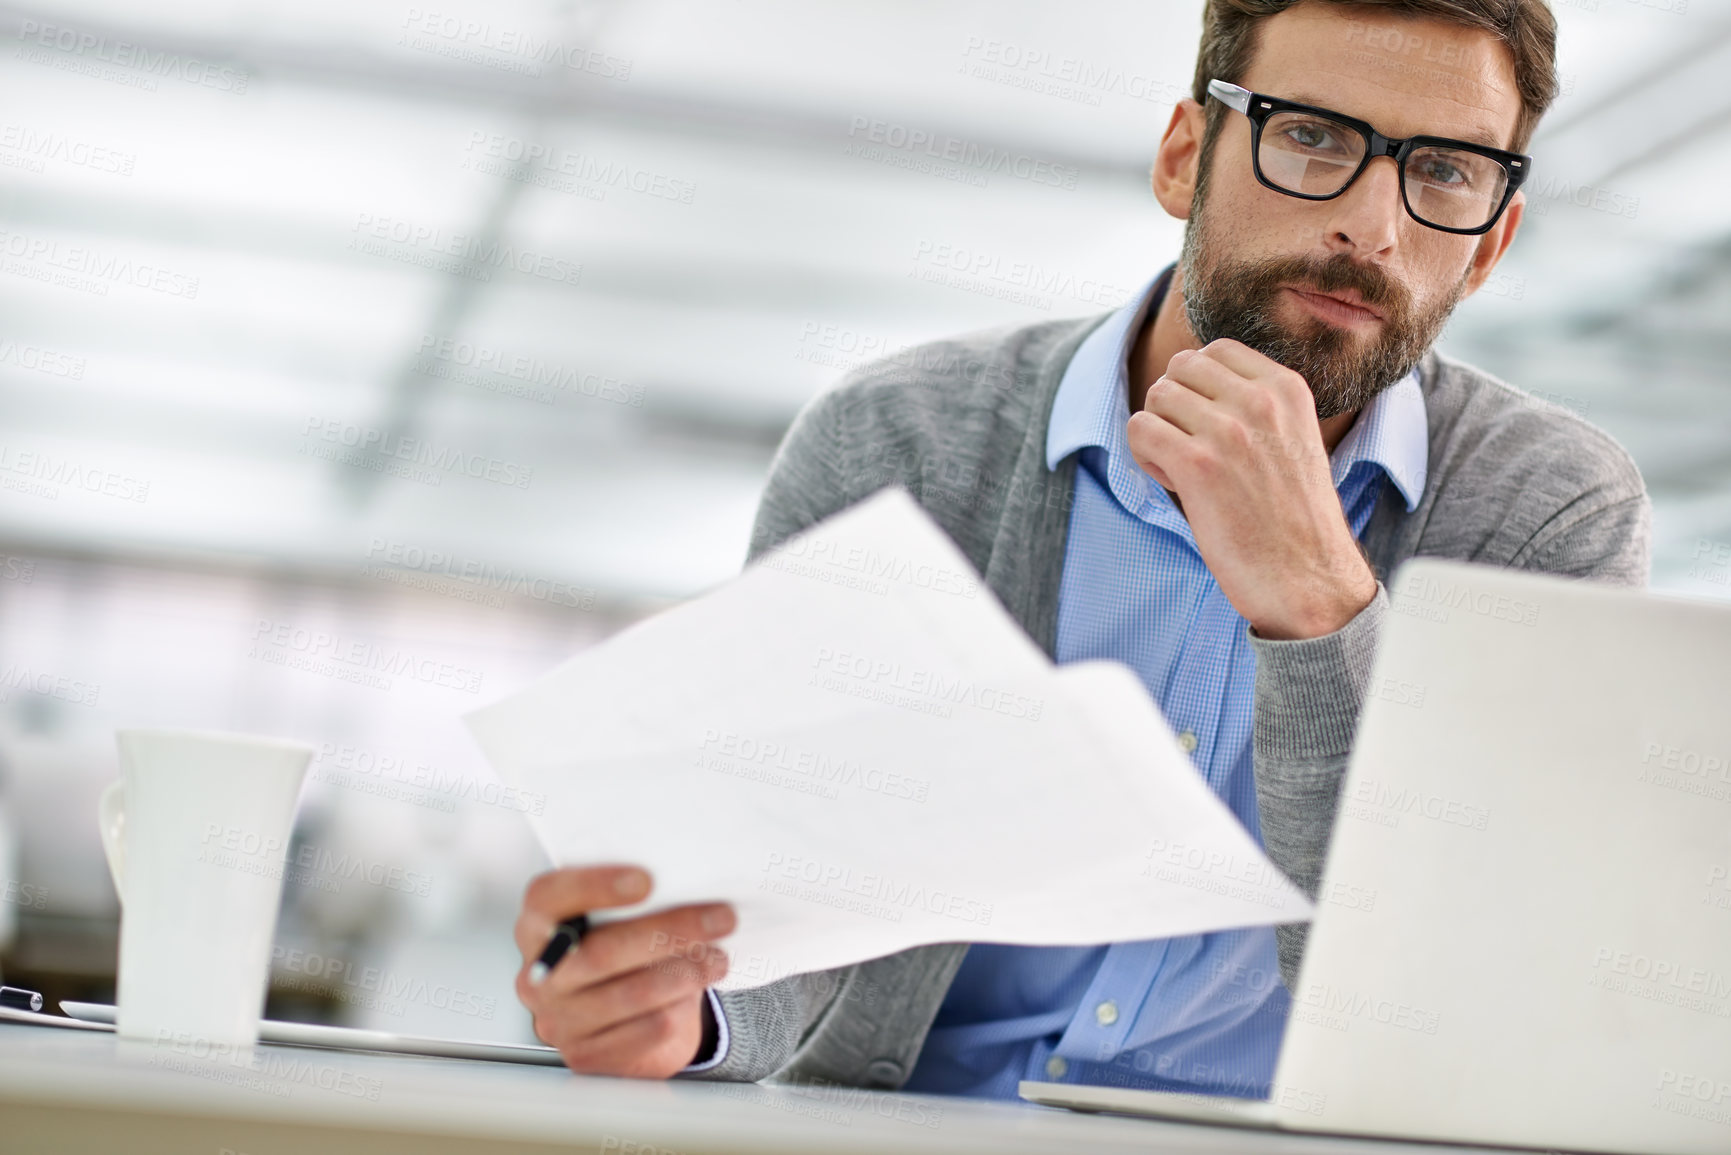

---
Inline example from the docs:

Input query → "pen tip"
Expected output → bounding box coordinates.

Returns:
[529,961,549,985]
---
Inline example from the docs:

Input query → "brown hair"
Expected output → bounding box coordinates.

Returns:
[1191,0,1558,153]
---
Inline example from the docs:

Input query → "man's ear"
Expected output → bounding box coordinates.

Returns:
[1153,98,1207,220]
[1459,190,1524,298]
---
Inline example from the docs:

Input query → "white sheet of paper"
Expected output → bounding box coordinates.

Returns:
[466,489,1311,989]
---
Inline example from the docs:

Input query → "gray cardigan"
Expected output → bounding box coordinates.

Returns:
[678,311,1650,1091]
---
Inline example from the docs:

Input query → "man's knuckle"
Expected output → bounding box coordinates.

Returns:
[618,967,663,1009]
[522,873,554,909]
[646,1007,684,1045]
[559,1040,600,1073]
[579,941,619,977]
[648,956,704,995]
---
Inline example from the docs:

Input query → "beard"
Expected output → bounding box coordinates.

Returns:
[1178,194,1470,419]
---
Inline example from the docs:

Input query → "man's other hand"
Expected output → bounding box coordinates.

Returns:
[514,865,734,1077]
[1128,338,1377,639]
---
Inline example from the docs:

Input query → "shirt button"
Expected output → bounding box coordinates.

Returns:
[1045,1055,1068,1080]
[864,1058,904,1086]
[1178,730,1198,754]
[1094,1000,1119,1026]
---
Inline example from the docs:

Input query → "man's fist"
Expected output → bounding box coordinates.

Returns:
[1127,339,1377,640]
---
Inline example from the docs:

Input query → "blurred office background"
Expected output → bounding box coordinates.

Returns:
[0,0,1725,1044]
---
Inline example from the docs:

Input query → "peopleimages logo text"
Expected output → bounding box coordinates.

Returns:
[0,663,100,707]
[0,444,150,502]
[0,338,86,379]
[463,132,694,203]
[809,647,1044,721]
[199,824,434,897]
[762,851,994,926]
[399,9,632,81]
[15,19,251,94]
[415,335,644,407]
[349,213,582,286]
[958,36,1190,107]
[846,116,1079,189]
[273,945,497,1020]
[301,418,533,489]
[250,618,484,694]
[0,228,199,299]
[0,123,135,175]
[365,537,595,610]
[910,240,1130,309]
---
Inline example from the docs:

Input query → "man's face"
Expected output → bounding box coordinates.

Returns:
[1178,2,1525,418]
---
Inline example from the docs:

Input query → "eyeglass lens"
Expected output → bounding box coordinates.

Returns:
[1257,110,1509,231]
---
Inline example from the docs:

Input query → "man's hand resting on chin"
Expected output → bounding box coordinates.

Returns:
[1127,338,1378,641]
[515,865,735,1077]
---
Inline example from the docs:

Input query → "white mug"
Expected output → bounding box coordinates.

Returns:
[99,729,313,1046]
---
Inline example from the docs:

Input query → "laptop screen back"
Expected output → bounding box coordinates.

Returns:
[1272,559,1731,1155]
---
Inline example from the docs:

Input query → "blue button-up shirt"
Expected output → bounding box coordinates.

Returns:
[903,266,1429,1102]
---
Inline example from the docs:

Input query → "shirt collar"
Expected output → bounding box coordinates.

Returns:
[1329,365,1427,512]
[1045,265,1428,514]
[1045,267,1168,476]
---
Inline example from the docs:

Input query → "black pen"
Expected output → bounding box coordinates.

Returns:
[0,986,43,1012]
[529,914,590,984]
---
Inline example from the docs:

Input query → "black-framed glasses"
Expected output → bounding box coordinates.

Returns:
[1206,79,1530,236]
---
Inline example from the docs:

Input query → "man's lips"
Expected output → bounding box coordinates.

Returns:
[1284,285,1384,324]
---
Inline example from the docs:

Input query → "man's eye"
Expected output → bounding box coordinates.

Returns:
[1416,158,1469,187]
[1281,122,1341,151]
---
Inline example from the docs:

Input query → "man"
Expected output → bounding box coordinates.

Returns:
[512,0,1648,1101]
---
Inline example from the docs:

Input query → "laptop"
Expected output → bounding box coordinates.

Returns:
[1021,558,1731,1155]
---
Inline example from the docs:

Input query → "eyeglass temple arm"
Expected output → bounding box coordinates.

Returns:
[1206,79,1251,114]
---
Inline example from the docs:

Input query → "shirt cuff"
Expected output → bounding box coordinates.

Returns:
[679,988,730,1072]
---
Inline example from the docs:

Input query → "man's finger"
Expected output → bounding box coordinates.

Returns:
[1127,410,1194,489]
[533,948,728,1042]
[1161,345,1265,405]
[1143,373,1230,438]
[535,903,736,995]
[1197,337,1292,383]
[514,866,652,957]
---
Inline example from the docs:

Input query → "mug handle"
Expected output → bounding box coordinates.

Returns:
[97,779,126,904]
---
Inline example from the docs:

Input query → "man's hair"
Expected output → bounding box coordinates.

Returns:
[1190,0,1558,157]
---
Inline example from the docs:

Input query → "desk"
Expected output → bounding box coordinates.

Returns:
[0,1022,1520,1155]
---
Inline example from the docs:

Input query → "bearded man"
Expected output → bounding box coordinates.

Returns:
[512,0,1648,1103]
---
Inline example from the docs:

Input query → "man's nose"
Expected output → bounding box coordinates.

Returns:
[1319,155,1403,257]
